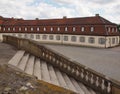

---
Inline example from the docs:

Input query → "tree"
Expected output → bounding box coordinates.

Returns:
[117,24,120,32]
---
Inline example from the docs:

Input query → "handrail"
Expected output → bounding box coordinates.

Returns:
[3,35,120,94]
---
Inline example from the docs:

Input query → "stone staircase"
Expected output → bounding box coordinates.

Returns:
[8,50,97,94]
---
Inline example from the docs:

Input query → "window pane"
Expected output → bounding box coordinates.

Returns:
[89,37,95,43]
[56,35,60,40]
[99,38,106,44]
[42,35,47,40]
[64,36,68,41]
[71,36,76,42]
[112,38,115,44]
[79,37,85,42]
[49,35,53,40]
[36,35,40,39]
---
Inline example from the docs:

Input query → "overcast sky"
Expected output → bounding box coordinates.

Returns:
[0,0,120,23]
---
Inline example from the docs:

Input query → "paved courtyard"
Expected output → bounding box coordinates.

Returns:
[0,42,17,65]
[42,44,120,82]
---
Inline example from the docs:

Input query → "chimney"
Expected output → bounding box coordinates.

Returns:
[63,16,67,19]
[95,14,99,17]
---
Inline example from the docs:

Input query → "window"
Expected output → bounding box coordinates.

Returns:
[49,35,53,40]
[112,28,114,32]
[65,27,68,31]
[8,28,10,31]
[88,37,95,43]
[99,38,106,44]
[36,35,40,39]
[31,27,33,31]
[18,34,22,38]
[42,35,47,40]
[116,38,118,43]
[3,28,5,31]
[25,27,27,31]
[112,38,115,44]
[108,27,110,32]
[79,37,85,42]
[116,28,118,32]
[19,27,21,31]
[57,27,60,31]
[0,26,1,31]
[73,27,76,32]
[51,27,53,31]
[24,34,28,38]
[44,27,46,31]
[56,35,60,40]
[64,36,68,41]
[91,27,94,32]
[37,27,39,31]
[81,27,85,32]
[13,27,15,31]
[71,36,76,42]
[30,34,34,39]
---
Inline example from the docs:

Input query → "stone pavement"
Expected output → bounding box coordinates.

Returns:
[42,44,120,82]
[0,42,17,65]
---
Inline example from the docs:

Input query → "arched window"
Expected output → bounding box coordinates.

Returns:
[37,27,40,31]
[51,27,53,31]
[19,27,21,31]
[13,27,15,31]
[8,28,10,31]
[31,27,33,31]
[25,27,27,31]
[44,27,46,31]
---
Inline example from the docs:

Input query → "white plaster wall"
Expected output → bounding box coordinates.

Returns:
[0,33,119,48]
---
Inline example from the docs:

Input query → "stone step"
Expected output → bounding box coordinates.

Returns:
[70,77,85,94]
[8,50,25,66]
[54,68,68,89]
[8,51,97,94]
[25,55,35,75]
[18,53,29,71]
[33,58,42,80]
[48,64,59,86]
[62,73,77,93]
[41,61,51,83]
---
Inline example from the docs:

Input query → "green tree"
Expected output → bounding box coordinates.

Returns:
[117,24,120,32]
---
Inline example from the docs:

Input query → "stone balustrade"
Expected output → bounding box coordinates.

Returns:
[3,35,120,94]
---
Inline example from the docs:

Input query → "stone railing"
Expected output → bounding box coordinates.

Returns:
[3,35,120,94]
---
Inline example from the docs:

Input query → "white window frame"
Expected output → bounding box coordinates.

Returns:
[19,27,21,31]
[44,27,46,31]
[13,27,15,31]
[73,27,76,32]
[25,27,27,31]
[31,27,33,31]
[91,27,94,32]
[81,27,85,32]
[51,27,53,31]
[65,27,68,31]
[8,28,10,31]
[57,27,60,31]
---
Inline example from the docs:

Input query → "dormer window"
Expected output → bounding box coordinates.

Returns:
[31,27,33,31]
[0,26,1,31]
[8,28,10,31]
[81,27,84,32]
[44,27,46,31]
[51,27,53,31]
[3,28,5,31]
[13,27,15,31]
[112,28,114,32]
[25,27,27,31]
[73,27,75,32]
[19,27,21,31]
[108,27,110,32]
[37,27,39,31]
[57,27,60,31]
[91,27,94,32]
[65,27,68,31]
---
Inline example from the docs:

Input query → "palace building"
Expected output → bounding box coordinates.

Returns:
[0,14,119,48]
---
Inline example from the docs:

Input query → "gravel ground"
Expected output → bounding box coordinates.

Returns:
[42,44,120,82]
